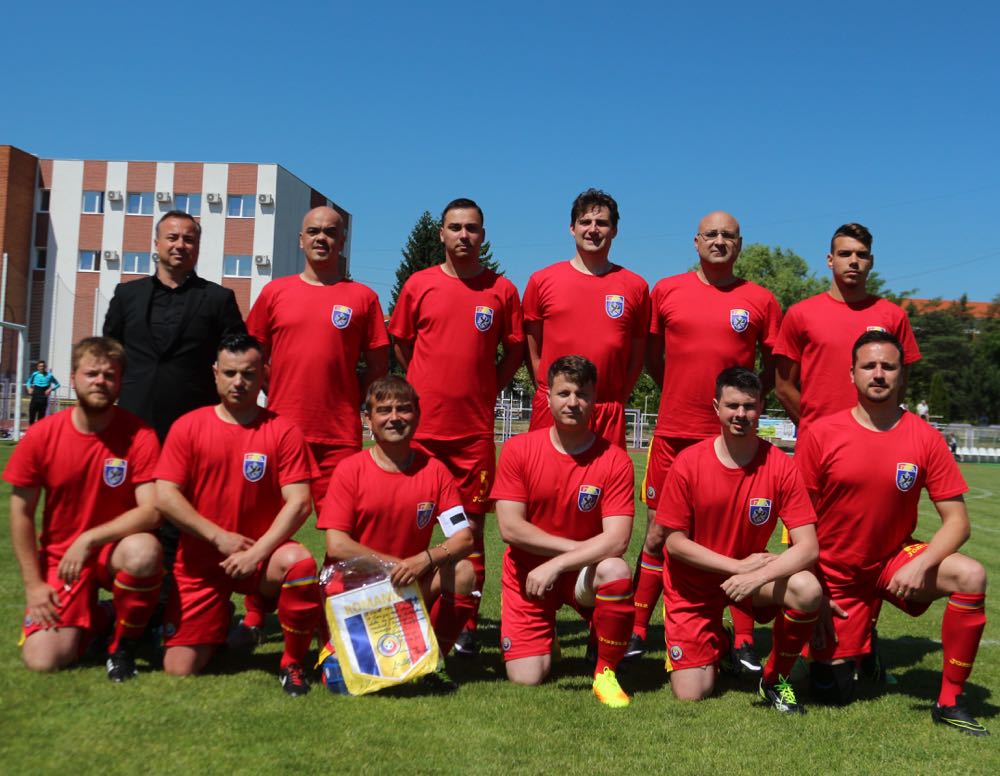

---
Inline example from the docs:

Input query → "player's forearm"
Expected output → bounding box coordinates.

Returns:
[392,341,412,371]
[495,341,525,392]
[156,482,223,544]
[497,514,578,557]
[248,497,312,561]
[759,347,776,397]
[360,346,390,394]
[432,526,475,564]
[548,530,629,575]
[10,506,45,588]
[665,531,742,576]
[774,379,801,424]
[325,531,402,565]
[920,506,971,569]
[645,338,665,390]
[79,504,160,550]
[524,325,542,386]
[754,541,817,586]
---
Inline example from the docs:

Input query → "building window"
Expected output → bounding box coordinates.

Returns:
[174,193,202,216]
[223,254,252,277]
[34,248,47,270]
[39,189,50,212]
[227,194,255,218]
[123,251,151,274]
[78,250,100,272]
[82,191,104,214]
[127,192,154,215]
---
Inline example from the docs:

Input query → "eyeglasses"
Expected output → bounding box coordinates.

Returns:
[698,230,740,242]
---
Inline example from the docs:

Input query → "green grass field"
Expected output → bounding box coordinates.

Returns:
[0,444,997,774]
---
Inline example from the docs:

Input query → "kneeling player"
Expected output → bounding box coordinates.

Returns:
[797,331,989,735]
[657,367,821,713]
[6,337,163,680]
[495,355,636,708]
[155,334,321,696]
[320,375,477,688]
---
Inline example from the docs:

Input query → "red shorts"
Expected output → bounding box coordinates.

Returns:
[812,541,932,661]
[499,551,591,661]
[413,436,495,515]
[642,436,702,510]
[309,441,357,509]
[529,389,627,449]
[662,580,778,671]
[22,544,116,640]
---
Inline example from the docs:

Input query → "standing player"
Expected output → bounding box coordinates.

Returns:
[24,360,60,426]
[797,331,989,736]
[523,189,649,448]
[6,337,163,681]
[155,334,321,696]
[630,212,782,668]
[495,356,636,708]
[389,198,523,657]
[656,367,821,713]
[320,375,477,680]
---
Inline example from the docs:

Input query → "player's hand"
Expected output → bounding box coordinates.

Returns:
[58,532,95,584]
[811,596,848,652]
[26,580,62,628]
[734,552,776,575]
[390,555,427,587]
[219,548,261,579]
[525,561,562,600]
[720,572,765,603]
[888,557,932,602]
[213,530,255,558]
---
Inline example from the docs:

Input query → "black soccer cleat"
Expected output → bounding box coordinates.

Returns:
[106,641,139,682]
[932,701,989,737]
[732,641,763,674]
[278,664,311,697]
[759,676,806,715]
[421,667,459,694]
[453,629,479,659]
[622,633,646,661]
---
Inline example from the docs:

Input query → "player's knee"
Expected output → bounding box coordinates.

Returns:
[670,671,714,701]
[117,532,163,577]
[23,632,79,672]
[22,644,68,673]
[274,542,314,577]
[163,647,210,677]
[506,664,548,686]
[787,571,822,612]
[451,559,476,595]
[594,556,629,586]
[954,556,987,594]
[809,661,856,706]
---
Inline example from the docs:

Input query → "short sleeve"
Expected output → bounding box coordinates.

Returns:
[761,292,783,349]
[601,450,635,517]
[923,430,967,502]
[649,282,666,336]
[501,281,525,346]
[897,312,922,365]
[129,427,162,485]
[772,305,803,361]
[490,437,528,503]
[275,422,317,486]
[776,459,817,530]
[316,461,360,531]
[3,428,44,487]
[245,286,273,351]
[654,456,695,530]
[521,274,542,323]
[630,282,652,340]
[364,292,390,350]
[792,427,822,502]
[388,279,418,341]
[154,416,195,488]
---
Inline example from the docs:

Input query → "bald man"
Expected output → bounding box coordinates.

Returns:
[628,211,783,668]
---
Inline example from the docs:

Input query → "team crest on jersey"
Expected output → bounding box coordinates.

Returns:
[474,306,494,332]
[416,501,435,529]
[895,463,918,492]
[748,498,772,526]
[669,645,683,661]
[730,308,750,333]
[646,484,656,500]
[331,305,353,329]
[605,295,625,319]
[501,637,512,651]
[866,325,887,333]
[243,453,267,482]
[103,458,127,488]
[578,485,602,512]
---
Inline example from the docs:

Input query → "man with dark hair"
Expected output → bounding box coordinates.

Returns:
[655,366,820,713]
[6,336,163,681]
[629,211,782,667]
[389,197,523,658]
[25,360,60,425]
[319,375,476,686]
[523,189,649,449]
[774,223,921,435]
[155,333,321,696]
[495,355,637,708]
[796,331,988,735]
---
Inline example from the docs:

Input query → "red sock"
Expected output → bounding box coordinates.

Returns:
[631,551,662,640]
[277,558,322,668]
[462,525,487,632]
[939,593,986,706]
[241,592,277,629]
[763,607,817,684]
[730,605,756,649]
[593,579,634,674]
[109,569,163,652]
[431,591,478,655]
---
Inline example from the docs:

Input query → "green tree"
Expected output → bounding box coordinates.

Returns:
[732,244,828,310]
[928,371,949,423]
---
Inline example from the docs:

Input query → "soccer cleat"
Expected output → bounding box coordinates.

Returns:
[227,620,266,651]
[421,667,459,694]
[932,702,990,737]
[759,676,805,714]
[592,667,630,708]
[279,664,311,697]
[732,641,763,674]
[106,641,139,682]
[622,633,646,661]
[453,629,479,659]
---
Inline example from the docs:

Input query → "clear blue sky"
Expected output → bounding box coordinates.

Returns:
[5,2,998,306]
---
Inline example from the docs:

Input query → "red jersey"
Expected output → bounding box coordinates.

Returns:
[794,409,966,574]
[522,262,650,403]
[3,408,159,562]
[491,429,635,567]
[317,449,469,560]
[155,406,316,578]
[773,293,921,433]
[655,438,815,594]
[246,275,388,447]
[389,266,523,440]
[650,272,782,439]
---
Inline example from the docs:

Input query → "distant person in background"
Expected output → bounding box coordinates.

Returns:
[25,360,60,425]
[916,399,930,421]
[948,434,958,456]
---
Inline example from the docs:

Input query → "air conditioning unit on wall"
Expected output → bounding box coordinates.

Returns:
[156,191,172,202]
[206,193,222,204]
[107,190,123,201]
[254,254,270,266]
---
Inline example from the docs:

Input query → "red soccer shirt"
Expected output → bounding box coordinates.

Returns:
[317,449,469,560]
[522,262,650,403]
[773,293,921,433]
[491,429,635,567]
[389,266,523,440]
[650,272,782,439]
[794,409,966,575]
[155,406,316,578]
[246,275,388,447]
[655,438,816,594]
[3,408,160,561]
